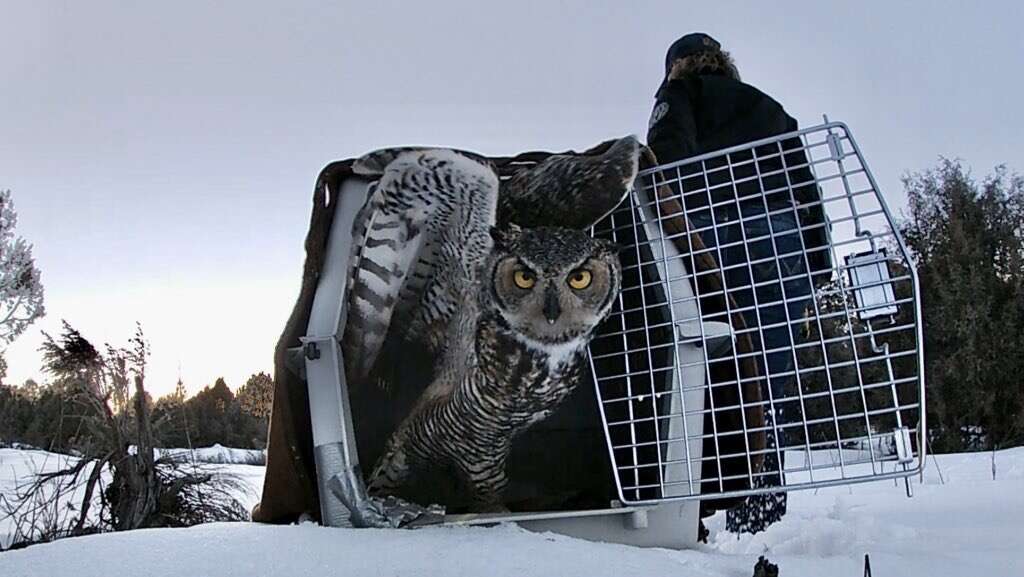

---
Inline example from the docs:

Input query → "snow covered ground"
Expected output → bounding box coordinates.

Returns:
[156,445,266,466]
[0,448,266,550]
[2,447,1023,576]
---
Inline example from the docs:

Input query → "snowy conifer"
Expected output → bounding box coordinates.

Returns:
[0,190,44,346]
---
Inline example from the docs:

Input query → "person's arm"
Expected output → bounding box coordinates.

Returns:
[781,117,833,282]
[646,78,699,164]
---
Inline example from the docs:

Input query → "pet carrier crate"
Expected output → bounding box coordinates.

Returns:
[296,120,924,549]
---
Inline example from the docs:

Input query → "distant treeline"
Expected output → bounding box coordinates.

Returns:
[0,363,272,452]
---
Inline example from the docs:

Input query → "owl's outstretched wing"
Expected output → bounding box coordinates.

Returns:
[342,148,499,385]
[498,135,640,229]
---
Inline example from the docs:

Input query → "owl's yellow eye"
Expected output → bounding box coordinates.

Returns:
[568,269,592,290]
[513,269,536,290]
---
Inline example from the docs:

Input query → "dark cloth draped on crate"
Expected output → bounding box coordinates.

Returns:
[252,142,764,524]
[250,159,347,523]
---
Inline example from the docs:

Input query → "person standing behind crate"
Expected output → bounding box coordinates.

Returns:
[647,33,832,536]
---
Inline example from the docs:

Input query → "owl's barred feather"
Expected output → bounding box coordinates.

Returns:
[342,149,499,384]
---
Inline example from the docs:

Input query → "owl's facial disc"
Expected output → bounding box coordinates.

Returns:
[492,254,616,344]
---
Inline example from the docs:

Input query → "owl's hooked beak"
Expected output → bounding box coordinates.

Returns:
[543,289,562,325]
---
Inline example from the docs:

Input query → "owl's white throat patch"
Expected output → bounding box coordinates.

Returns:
[513,333,586,373]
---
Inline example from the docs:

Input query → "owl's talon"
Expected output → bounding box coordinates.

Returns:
[365,495,446,528]
[344,493,445,528]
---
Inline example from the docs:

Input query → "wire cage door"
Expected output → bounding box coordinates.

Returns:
[588,121,925,506]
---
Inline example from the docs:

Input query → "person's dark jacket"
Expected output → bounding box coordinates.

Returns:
[649,75,791,163]
[647,73,831,278]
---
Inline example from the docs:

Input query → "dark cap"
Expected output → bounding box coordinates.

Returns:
[665,33,721,72]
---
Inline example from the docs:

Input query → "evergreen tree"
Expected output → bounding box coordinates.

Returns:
[901,160,1024,451]
[0,190,45,346]
[171,377,187,404]
[187,377,235,447]
[236,371,273,419]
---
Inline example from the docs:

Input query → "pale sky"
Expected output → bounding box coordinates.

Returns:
[1,1,1020,397]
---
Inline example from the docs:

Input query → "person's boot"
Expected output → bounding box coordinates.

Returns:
[752,555,779,577]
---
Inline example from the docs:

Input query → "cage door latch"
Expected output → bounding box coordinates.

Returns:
[893,427,914,465]
[677,320,734,356]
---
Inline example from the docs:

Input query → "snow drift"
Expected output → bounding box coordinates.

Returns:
[2,447,1023,576]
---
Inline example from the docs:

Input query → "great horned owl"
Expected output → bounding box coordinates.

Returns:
[341,140,637,511]
[366,224,622,510]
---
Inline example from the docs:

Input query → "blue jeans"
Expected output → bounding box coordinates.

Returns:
[689,202,814,448]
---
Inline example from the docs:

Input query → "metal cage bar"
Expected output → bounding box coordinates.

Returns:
[588,121,926,506]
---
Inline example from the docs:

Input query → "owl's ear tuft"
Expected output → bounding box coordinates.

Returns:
[593,237,622,258]
[595,238,626,255]
[489,226,504,246]
[490,224,522,249]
